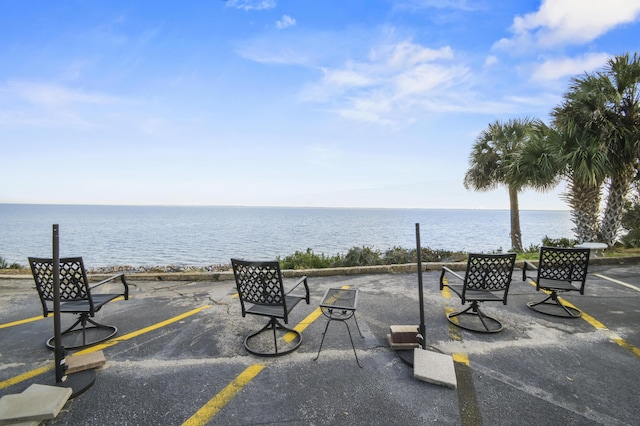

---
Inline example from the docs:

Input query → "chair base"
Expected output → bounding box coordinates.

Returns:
[447,302,503,333]
[527,293,581,318]
[47,315,118,350]
[40,369,96,399]
[244,317,302,357]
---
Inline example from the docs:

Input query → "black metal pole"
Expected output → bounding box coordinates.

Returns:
[42,224,95,396]
[416,223,426,349]
[52,224,66,383]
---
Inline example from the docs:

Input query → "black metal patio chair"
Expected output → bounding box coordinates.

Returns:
[29,257,129,349]
[231,259,309,357]
[523,246,590,318]
[440,253,516,333]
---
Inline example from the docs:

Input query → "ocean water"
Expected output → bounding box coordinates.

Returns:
[0,204,573,267]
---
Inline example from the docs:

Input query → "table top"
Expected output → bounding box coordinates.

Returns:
[575,242,608,250]
[319,288,358,311]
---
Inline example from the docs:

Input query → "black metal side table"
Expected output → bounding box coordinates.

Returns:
[314,287,364,367]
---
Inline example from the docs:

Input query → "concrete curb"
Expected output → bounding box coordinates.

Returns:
[3,256,639,282]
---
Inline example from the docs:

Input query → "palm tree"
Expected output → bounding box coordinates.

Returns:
[555,121,608,242]
[513,119,606,242]
[596,53,640,245]
[510,119,562,191]
[553,52,640,246]
[464,118,536,252]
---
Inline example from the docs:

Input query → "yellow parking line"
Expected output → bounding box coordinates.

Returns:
[453,353,469,365]
[526,279,640,359]
[441,286,452,299]
[0,315,46,329]
[74,305,210,356]
[182,364,265,426]
[0,297,125,329]
[0,364,55,391]
[452,353,480,425]
[186,284,347,423]
[442,284,462,340]
[612,337,640,358]
[233,285,350,342]
[284,308,322,342]
[441,282,478,424]
[0,305,210,390]
[284,285,350,342]
[445,307,462,342]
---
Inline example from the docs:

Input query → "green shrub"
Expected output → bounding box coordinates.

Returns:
[279,245,471,269]
[278,248,342,270]
[416,247,467,262]
[279,241,598,269]
[342,246,382,267]
[382,246,413,264]
[541,236,578,248]
[0,257,23,269]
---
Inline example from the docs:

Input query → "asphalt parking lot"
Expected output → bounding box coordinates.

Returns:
[1,261,639,425]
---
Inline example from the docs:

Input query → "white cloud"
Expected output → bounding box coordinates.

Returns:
[6,81,119,107]
[496,0,640,50]
[394,63,456,95]
[236,36,315,66]
[276,15,296,30]
[530,52,611,81]
[301,40,469,125]
[323,67,373,87]
[372,41,454,67]
[240,28,549,125]
[0,80,124,128]
[483,55,498,68]
[227,0,276,11]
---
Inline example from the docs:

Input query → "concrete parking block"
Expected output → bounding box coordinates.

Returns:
[0,384,71,425]
[387,325,420,350]
[66,351,106,374]
[413,348,457,389]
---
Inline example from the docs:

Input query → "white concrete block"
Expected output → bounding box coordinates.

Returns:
[0,384,71,425]
[413,348,457,389]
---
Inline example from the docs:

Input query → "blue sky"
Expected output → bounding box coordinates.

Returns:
[1,0,639,210]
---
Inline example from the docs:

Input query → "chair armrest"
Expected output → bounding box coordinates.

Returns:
[439,266,463,290]
[90,273,129,300]
[522,260,537,281]
[286,276,309,304]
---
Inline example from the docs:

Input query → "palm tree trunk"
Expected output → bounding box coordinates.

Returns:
[562,178,601,242]
[508,185,523,252]
[600,166,635,246]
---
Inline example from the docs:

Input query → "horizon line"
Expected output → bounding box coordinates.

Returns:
[0,202,570,212]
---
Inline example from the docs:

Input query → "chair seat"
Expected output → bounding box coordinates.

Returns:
[53,294,123,313]
[447,285,505,302]
[537,278,580,292]
[245,295,304,318]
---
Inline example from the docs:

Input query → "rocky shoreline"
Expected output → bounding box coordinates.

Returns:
[87,264,233,274]
[0,263,233,276]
